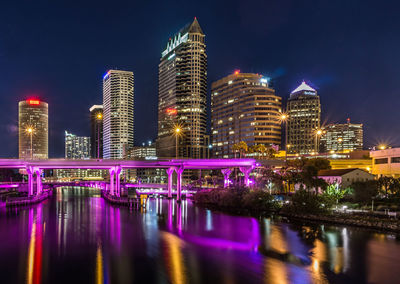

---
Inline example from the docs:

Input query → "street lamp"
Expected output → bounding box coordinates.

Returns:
[315,128,323,153]
[26,127,34,159]
[96,113,102,158]
[174,126,182,158]
[280,113,289,161]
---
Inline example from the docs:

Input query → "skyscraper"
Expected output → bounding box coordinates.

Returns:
[211,72,282,158]
[103,70,134,159]
[19,99,48,159]
[90,105,103,158]
[320,120,363,152]
[65,131,91,159]
[287,81,321,155]
[156,18,208,158]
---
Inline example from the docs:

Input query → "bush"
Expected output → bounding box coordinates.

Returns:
[193,186,279,212]
[243,190,280,211]
[351,180,379,203]
[282,190,334,214]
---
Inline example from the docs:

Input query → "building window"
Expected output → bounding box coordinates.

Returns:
[391,157,400,163]
[375,158,388,165]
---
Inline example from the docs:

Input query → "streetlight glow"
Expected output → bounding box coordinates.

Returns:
[97,113,102,119]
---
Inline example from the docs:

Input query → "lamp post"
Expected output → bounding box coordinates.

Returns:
[280,113,288,161]
[174,126,181,158]
[338,137,343,152]
[315,129,323,153]
[26,127,34,159]
[96,113,102,158]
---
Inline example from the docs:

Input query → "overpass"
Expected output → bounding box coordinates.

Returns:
[0,158,257,201]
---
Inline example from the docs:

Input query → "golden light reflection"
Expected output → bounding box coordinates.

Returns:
[162,232,186,284]
[264,258,288,284]
[268,227,288,254]
[27,223,36,284]
[96,241,104,284]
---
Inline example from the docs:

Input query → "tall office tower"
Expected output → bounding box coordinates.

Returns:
[103,70,134,159]
[211,72,282,158]
[320,119,363,152]
[90,105,103,158]
[19,99,48,159]
[287,81,321,155]
[156,18,208,158]
[65,131,91,159]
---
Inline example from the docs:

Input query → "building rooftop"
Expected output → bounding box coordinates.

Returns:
[291,81,316,94]
[318,168,365,176]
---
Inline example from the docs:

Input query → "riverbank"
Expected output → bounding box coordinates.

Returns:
[6,190,52,207]
[281,211,400,233]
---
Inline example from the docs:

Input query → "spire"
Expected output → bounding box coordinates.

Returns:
[291,81,316,94]
[188,17,204,34]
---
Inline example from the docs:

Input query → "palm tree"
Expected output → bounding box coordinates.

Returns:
[237,141,248,158]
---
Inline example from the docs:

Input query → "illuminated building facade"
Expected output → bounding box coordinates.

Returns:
[371,148,400,177]
[211,72,282,158]
[287,81,321,155]
[65,131,90,159]
[320,120,363,152]
[156,18,208,159]
[103,70,134,159]
[124,142,165,183]
[90,105,103,158]
[18,99,48,159]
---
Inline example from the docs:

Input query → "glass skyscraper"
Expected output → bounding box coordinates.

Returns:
[156,18,208,159]
[90,105,103,159]
[287,81,321,155]
[64,131,90,159]
[103,70,134,159]
[18,99,48,159]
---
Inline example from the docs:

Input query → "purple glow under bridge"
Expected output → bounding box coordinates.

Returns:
[0,158,257,200]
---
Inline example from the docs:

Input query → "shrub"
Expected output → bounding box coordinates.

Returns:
[243,190,280,211]
[282,190,334,214]
[351,180,379,203]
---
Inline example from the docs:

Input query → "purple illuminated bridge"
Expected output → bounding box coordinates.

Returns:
[0,158,257,201]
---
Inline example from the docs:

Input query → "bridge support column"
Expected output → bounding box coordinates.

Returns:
[166,167,174,198]
[26,166,34,196]
[35,168,42,195]
[115,166,122,197]
[221,168,232,188]
[239,166,254,187]
[109,168,115,196]
[175,166,184,202]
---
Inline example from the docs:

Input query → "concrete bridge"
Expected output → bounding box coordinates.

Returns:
[0,158,257,201]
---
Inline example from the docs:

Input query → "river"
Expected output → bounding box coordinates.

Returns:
[0,187,399,284]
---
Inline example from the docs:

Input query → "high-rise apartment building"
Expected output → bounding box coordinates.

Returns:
[19,99,48,159]
[156,18,208,158]
[211,72,282,158]
[287,81,321,155]
[103,70,134,159]
[90,105,103,158]
[320,120,363,152]
[65,131,90,159]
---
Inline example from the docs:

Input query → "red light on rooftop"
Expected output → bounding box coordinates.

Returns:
[234,70,240,75]
[166,108,177,115]
[27,99,40,105]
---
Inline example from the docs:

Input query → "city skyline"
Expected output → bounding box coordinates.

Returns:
[0,1,399,157]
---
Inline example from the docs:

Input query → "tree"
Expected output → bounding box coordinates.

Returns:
[235,141,248,158]
[351,180,379,203]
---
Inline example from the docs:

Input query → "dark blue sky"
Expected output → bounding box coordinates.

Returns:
[0,0,398,157]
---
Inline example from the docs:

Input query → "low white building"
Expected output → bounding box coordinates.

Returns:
[318,168,375,188]
[370,148,400,177]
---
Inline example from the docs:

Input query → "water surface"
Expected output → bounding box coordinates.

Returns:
[0,187,399,284]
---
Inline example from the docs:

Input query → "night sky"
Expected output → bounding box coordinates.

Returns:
[0,0,398,158]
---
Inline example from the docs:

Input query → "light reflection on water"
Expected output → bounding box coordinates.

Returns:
[0,187,400,283]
